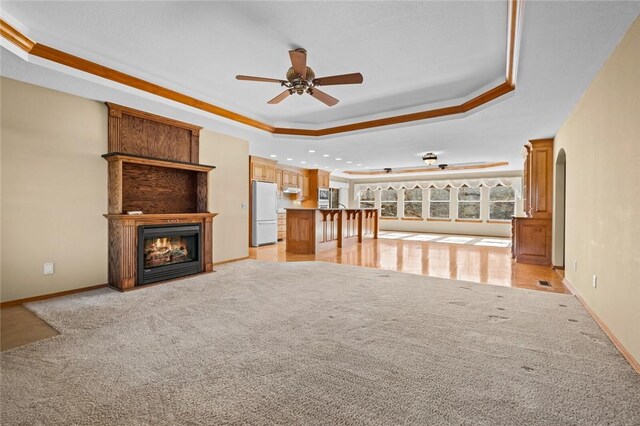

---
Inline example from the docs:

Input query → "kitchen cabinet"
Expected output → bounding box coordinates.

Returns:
[512,138,553,265]
[318,171,330,189]
[302,174,310,200]
[277,213,286,241]
[250,156,276,183]
[302,169,332,207]
[275,169,283,191]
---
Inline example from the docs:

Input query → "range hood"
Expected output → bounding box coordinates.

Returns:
[282,187,301,194]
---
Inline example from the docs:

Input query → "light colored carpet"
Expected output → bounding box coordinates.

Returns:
[2,260,638,425]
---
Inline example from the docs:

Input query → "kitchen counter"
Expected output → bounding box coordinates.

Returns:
[285,208,379,254]
[284,207,379,211]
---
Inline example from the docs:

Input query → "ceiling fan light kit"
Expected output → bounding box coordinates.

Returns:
[422,152,438,165]
[236,48,363,107]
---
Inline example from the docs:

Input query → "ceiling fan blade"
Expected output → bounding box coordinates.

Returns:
[313,73,363,86]
[236,75,286,84]
[289,49,307,77]
[309,88,339,107]
[267,90,292,104]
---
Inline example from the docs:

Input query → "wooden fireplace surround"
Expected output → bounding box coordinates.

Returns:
[103,103,217,291]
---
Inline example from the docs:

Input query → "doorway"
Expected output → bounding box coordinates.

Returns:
[553,149,567,267]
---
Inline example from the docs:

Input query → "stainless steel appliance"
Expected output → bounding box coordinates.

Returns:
[318,188,329,209]
[329,188,340,208]
[251,181,278,246]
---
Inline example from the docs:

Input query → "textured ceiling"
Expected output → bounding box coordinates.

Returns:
[1,1,639,178]
[1,1,507,127]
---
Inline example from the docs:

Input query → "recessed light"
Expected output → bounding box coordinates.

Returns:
[301,161,306,164]
[357,164,363,166]
[335,158,342,161]
[322,154,330,157]
[286,158,293,161]
[346,161,352,164]
[334,168,340,171]
[308,150,316,153]
[270,154,277,158]
[313,164,318,167]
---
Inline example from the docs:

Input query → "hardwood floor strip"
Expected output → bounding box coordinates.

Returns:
[563,278,640,375]
[213,256,250,266]
[0,284,107,308]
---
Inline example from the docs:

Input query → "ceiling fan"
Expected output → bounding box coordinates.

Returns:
[343,161,509,176]
[236,48,363,107]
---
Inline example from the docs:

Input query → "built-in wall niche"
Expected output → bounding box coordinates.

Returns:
[103,153,213,215]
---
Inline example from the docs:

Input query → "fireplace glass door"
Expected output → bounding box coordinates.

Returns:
[138,224,201,285]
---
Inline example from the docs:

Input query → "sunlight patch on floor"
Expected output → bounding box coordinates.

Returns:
[378,231,511,247]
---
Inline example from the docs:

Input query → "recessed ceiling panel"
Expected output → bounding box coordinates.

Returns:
[2,1,507,126]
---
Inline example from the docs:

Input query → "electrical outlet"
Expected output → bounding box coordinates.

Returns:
[573,260,578,271]
[43,262,54,275]
[592,275,598,289]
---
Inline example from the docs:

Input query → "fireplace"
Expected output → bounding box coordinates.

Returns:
[137,224,202,285]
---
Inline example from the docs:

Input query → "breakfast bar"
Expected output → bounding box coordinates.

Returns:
[285,208,379,254]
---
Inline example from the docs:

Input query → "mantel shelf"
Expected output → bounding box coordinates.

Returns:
[104,212,218,220]
[102,152,215,172]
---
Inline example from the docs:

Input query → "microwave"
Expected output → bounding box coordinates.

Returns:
[318,189,329,208]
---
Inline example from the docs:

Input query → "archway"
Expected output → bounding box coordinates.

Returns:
[553,149,567,267]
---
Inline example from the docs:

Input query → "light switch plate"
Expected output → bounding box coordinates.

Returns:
[44,262,54,275]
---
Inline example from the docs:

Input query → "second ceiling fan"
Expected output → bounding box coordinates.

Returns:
[236,48,363,107]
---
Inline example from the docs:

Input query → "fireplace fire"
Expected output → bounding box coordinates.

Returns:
[144,237,191,267]
[138,224,202,285]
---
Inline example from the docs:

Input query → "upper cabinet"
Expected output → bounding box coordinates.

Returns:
[249,156,329,204]
[302,174,310,200]
[317,171,330,189]
[250,156,277,182]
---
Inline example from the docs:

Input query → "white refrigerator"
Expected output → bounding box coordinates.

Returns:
[251,181,278,247]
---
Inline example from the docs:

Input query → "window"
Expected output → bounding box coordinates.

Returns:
[359,189,375,209]
[403,188,422,218]
[380,189,398,217]
[457,186,481,219]
[489,185,516,220]
[429,187,450,218]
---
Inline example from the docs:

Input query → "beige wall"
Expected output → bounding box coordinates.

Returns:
[1,78,249,302]
[554,18,640,362]
[1,78,108,303]
[200,129,249,263]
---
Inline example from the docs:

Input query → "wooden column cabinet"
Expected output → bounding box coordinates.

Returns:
[512,138,553,265]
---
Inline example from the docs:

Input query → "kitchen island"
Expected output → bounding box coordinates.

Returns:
[285,208,379,254]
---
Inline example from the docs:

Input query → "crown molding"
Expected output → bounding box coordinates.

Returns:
[0,17,34,52]
[0,0,522,137]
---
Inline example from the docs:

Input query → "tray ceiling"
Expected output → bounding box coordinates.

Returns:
[1,1,508,127]
[1,1,639,179]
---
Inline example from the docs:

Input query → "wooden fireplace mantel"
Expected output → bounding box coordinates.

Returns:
[103,103,217,291]
[105,213,217,291]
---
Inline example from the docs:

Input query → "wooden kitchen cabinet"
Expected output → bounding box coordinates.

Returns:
[318,171,330,189]
[250,156,276,182]
[275,169,283,191]
[512,138,553,265]
[302,174,310,200]
[277,212,286,241]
